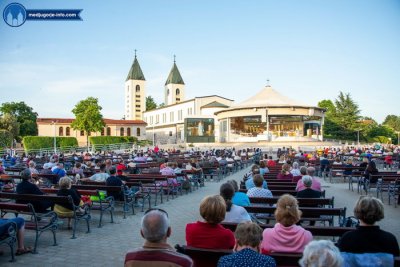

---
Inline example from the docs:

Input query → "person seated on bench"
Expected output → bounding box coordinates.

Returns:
[296,167,321,192]
[16,169,53,213]
[277,164,293,180]
[337,196,399,256]
[261,194,312,254]
[343,158,354,176]
[299,240,343,267]
[245,166,267,190]
[220,183,251,223]
[319,154,330,176]
[125,209,193,267]
[364,161,379,183]
[186,195,235,249]
[0,217,33,256]
[217,222,276,267]
[247,174,273,198]
[296,176,321,199]
[228,180,250,207]
[266,156,276,168]
[54,177,85,229]
[259,161,269,176]
[290,162,301,176]
[106,167,124,201]
[81,163,109,183]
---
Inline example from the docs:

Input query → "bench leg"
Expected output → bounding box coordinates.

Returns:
[52,227,58,246]
[86,215,91,233]
[98,211,103,228]
[71,218,77,239]
[110,208,114,223]
[32,231,39,254]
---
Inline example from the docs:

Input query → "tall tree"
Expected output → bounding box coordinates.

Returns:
[383,115,400,132]
[0,113,20,142]
[71,97,105,149]
[334,91,361,132]
[146,96,157,111]
[0,101,38,138]
[318,92,361,140]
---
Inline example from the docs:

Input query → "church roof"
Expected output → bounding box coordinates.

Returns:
[126,56,145,81]
[233,86,308,108]
[201,101,230,108]
[165,62,185,85]
[37,118,147,125]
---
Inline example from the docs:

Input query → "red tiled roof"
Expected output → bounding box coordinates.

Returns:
[37,118,147,125]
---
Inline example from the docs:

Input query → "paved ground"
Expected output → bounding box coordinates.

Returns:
[1,167,399,266]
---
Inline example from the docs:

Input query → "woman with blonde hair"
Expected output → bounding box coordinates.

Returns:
[185,195,235,249]
[54,177,85,229]
[261,194,312,254]
[277,163,294,180]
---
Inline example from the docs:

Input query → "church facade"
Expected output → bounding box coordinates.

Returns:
[129,54,325,144]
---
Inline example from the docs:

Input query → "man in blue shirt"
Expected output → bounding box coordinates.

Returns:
[245,167,268,190]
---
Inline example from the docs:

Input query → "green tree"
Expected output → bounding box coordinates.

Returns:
[0,101,38,138]
[383,115,400,132]
[146,96,157,111]
[334,92,361,132]
[318,92,361,141]
[0,113,20,140]
[71,97,105,149]
[0,130,13,148]
[158,102,165,108]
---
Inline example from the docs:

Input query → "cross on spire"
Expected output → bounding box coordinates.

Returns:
[134,49,137,58]
[173,54,176,63]
[266,79,270,87]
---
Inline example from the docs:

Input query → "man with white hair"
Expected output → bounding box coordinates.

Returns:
[124,209,193,267]
[296,167,321,192]
[296,176,321,198]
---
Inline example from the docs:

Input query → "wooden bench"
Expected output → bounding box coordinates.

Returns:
[175,244,303,267]
[126,178,165,205]
[240,189,298,196]
[0,192,91,240]
[244,205,346,226]
[72,184,118,223]
[221,222,354,237]
[249,196,334,208]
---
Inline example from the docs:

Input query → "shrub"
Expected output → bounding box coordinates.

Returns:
[89,136,137,145]
[23,136,78,151]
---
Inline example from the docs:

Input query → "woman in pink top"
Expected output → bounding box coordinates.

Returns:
[261,194,312,254]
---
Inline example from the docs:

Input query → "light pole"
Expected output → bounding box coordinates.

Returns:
[51,120,57,154]
[396,131,400,145]
[152,122,158,146]
[357,129,360,146]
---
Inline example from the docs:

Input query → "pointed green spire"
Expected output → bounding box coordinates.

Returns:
[165,56,184,85]
[126,51,145,81]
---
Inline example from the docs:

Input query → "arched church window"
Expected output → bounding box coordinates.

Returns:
[176,88,180,95]
[66,127,70,136]
[106,127,111,136]
[120,127,125,136]
[59,127,63,136]
[136,128,141,136]
[127,128,131,136]
[167,89,170,95]
[136,85,140,92]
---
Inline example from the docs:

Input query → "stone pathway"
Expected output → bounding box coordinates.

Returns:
[1,167,399,266]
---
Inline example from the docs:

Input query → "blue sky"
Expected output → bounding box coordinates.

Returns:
[1,0,399,123]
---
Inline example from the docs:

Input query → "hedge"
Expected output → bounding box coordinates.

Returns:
[23,136,78,151]
[89,136,137,145]
[0,130,13,148]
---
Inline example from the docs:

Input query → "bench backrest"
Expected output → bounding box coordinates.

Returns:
[249,197,334,207]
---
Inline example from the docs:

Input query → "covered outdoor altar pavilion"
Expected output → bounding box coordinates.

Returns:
[214,85,325,142]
